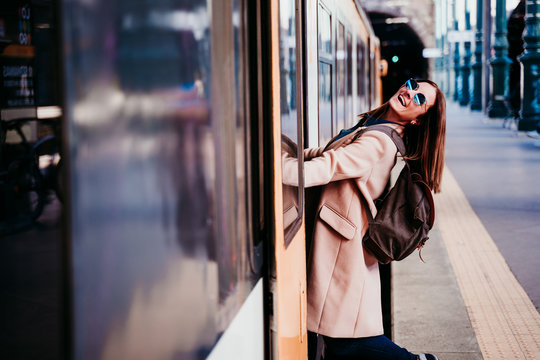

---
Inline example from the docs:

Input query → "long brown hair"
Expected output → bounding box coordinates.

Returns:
[359,79,446,193]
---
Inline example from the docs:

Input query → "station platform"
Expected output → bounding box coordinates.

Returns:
[391,102,540,359]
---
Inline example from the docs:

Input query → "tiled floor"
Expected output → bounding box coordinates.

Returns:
[436,168,540,359]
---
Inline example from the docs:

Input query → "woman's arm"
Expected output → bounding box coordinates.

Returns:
[282,131,396,187]
[303,146,325,160]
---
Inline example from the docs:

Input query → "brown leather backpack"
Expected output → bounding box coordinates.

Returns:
[357,125,435,264]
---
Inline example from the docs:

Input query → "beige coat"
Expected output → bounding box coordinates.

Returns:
[282,124,402,338]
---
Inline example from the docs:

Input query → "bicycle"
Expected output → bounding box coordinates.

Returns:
[0,115,62,236]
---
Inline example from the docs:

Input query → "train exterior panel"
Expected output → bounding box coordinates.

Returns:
[32,0,384,358]
[61,0,265,358]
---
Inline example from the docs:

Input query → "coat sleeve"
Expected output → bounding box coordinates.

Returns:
[303,146,325,160]
[282,130,396,187]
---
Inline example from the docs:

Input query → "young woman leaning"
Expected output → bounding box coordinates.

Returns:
[282,79,446,360]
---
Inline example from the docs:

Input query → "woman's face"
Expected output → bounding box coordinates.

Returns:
[387,80,438,124]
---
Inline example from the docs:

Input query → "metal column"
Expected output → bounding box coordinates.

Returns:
[518,0,540,131]
[453,0,461,102]
[461,0,472,106]
[471,0,484,110]
[487,0,512,117]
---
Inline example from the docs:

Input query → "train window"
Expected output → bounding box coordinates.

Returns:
[346,31,353,127]
[357,39,367,113]
[318,5,332,59]
[318,62,333,145]
[367,38,373,109]
[317,3,333,145]
[370,49,376,108]
[336,22,345,133]
[279,0,304,246]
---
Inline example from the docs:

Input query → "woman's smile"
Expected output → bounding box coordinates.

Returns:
[387,81,437,124]
[397,93,406,107]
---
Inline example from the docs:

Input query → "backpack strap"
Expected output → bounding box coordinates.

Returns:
[353,125,407,224]
[357,124,407,156]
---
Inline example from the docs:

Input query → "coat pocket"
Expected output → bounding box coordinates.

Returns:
[319,204,357,240]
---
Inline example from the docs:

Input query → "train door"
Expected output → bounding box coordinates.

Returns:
[300,0,385,352]
[271,0,308,358]
[60,0,267,359]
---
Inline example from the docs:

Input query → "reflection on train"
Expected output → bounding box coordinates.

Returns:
[1,1,62,235]
[1,0,383,359]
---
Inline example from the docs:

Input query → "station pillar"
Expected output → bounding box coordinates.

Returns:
[460,0,472,106]
[518,0,540,131]
[453,43,461,102]
[453,1,461,102]
[470,0,483,110]
[487,0,512,117]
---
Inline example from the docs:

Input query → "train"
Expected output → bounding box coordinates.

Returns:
[1,0,384,358]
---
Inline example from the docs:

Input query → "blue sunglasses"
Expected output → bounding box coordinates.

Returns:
[405,79,427,106]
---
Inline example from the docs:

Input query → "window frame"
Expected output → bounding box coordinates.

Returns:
[279,0,305,247]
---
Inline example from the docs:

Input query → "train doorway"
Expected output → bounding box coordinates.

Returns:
[368,12,428,102]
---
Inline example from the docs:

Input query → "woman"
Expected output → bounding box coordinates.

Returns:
[283,79,446,360]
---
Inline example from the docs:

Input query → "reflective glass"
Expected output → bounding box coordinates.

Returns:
[318,5,331,57]
[370,52,376,107]
[346,31,353,127]
[357,40,368,112]
[279,0,298,143]
[336,22,345,133]
[318,62,333,145]
[279,0,302,243]
[62,0,259,358]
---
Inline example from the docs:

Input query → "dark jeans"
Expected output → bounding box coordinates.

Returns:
[309,331,417,360]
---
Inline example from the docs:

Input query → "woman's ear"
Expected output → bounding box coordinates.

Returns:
[411,119,419,125]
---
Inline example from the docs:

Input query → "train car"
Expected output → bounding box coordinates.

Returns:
[1,0,382,359]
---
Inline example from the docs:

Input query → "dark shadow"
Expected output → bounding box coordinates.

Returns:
[368,12,428,103]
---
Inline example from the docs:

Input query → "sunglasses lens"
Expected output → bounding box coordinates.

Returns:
[413,93,426,105]
[405,79,418,90]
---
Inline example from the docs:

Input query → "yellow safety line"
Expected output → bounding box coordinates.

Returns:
[435,167,540,360]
